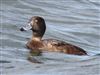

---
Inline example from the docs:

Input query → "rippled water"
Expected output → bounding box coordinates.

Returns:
[1,0,100,75]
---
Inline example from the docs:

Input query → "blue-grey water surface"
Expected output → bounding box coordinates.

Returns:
[0,0,100,75]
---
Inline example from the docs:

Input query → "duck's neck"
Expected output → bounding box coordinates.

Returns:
[31,36,42,42]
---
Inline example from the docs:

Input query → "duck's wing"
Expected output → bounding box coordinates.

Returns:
[42,39,87,55]
[42,39,72,46]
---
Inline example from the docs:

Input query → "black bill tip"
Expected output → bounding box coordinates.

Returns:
[20,28,25,31]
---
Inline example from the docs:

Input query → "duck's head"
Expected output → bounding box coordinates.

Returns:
[20,16,46,40]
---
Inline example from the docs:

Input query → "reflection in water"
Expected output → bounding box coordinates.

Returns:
[1,0,100,75]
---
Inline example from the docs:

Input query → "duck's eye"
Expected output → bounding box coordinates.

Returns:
[35,20,38,23]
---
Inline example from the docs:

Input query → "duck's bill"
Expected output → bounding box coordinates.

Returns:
[20,23,32,31]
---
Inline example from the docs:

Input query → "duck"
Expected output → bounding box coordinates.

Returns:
[20,16,87,56]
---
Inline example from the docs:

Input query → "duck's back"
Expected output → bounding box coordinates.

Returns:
[42,39,87,55]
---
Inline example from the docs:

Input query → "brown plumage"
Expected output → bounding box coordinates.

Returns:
[20,16,87,56]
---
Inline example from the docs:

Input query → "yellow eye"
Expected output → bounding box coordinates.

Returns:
[35,20,38,23]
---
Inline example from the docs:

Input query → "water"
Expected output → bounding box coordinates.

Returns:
[0,0,100,75]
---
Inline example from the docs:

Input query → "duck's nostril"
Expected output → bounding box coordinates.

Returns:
[20,28,25,31]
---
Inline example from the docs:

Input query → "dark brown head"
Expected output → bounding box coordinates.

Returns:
[20,16,46,39]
